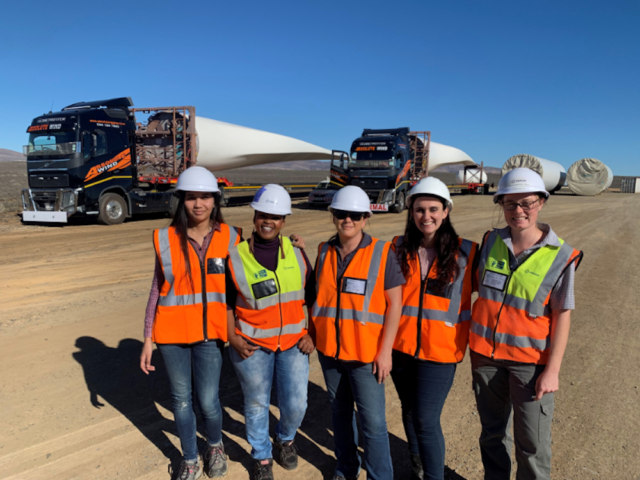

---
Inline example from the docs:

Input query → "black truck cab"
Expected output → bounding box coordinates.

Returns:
[330,127,414,212]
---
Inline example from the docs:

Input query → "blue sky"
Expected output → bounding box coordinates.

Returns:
[1,0,638,174]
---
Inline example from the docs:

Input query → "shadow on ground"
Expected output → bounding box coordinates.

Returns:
[73,338,468,479]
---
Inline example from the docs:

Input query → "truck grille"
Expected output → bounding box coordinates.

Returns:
[352,179,387,190]
[29,173,69,188]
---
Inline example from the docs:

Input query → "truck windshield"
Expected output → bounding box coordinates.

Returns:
[25,131,79,159]
[349,151,393,169]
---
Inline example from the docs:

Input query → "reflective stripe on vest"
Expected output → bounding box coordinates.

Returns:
[470,230,581,363]
[392,235,476,362]
[311,238,390,362]
[228,236,307,351]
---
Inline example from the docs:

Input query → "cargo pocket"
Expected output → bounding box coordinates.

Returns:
[538,395,554,444]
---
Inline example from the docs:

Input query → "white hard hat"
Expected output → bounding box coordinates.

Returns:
[494,168,549,204]
[407,177,453,210]
[329,186,371,213]
[251,184,292,215]
[176,166,220,193]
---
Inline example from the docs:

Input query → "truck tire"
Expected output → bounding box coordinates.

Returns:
[390,191,405,213]
[98,193,128,225]
[168,194,179,218]
[219,186,228,207]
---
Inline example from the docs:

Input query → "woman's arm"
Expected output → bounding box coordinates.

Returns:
[535,309,571,400]
[140,257,163,374]
[373,285,403,384]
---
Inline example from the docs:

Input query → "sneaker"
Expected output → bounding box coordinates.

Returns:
[203,443,228,477]
[274,439,298,470]
[175,459,202,480]
[410,453,424,480]
[252,459,274,480]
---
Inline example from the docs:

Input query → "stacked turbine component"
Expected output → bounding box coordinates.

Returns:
[456,168,487,184]
[426,141,475,171]
[566,158,613,196]
[502,154,566,193]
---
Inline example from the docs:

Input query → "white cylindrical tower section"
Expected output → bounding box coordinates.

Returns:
[566,158,614,195]
[502,154,566,193]
[456,168,487,184]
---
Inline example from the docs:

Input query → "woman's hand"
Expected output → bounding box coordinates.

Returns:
[229,334,260,359]
[372,349,393,384]
[534,368,560,401]
[140,338,155,374]
[297,334,315,355]
[290,234,306,249]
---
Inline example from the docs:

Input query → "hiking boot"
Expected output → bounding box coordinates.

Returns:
[252,459,274,480]
[203,443,228,477]
[274,439,298,470]
[174,459,202,480]
[410,453,424,480]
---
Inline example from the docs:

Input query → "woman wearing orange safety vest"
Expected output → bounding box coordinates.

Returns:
[390,177,477,480]
[310,185,404,480]
[226,184,313,480]
[470,168,582,480]
[139,167,241,480]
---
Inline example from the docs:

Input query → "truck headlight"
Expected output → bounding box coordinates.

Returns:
[61,190,76,212]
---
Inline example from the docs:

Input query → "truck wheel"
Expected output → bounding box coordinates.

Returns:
[219,186,228,207]
[98,193,128,225]
[390,191,405,213]
[168,194,179,218]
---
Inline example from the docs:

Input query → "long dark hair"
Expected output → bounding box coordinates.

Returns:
[397,195,461,292]
[170,191,225,286]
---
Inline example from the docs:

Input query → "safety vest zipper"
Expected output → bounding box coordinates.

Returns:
[334,275,343,360]
[190,239,213,343]
[275,274,283,349]
[490,267,518,358]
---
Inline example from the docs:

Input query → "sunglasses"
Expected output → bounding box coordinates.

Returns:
[501,199,540,211]
[332,210,366,222]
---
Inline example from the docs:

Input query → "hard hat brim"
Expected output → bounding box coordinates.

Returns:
[493,188,550,203]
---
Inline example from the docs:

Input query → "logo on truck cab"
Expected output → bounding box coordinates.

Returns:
[84,149,132,183]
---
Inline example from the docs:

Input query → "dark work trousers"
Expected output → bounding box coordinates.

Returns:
[470,350,554,480]
[390,350,457,480]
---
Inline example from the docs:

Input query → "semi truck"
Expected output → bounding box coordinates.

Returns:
[21,97,328,225]
[329,128,476,213]
[329,128,431,213]
[22,97,216,224]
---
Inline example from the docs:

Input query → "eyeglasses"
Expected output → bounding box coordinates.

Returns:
[332,210,366,222]
[501,199,540,211]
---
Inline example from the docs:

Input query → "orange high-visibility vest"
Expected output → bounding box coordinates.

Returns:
[311,237,391,363]
[470,230,582,364]
[152,224,241,344]
[392,236,477,363]
[227,236,308,351]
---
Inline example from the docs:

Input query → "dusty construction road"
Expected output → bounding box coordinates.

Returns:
[1,192,639,480]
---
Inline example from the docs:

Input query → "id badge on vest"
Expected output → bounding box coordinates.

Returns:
[207,258,225,274]
[342,277,367,295]
[482,270,508,291]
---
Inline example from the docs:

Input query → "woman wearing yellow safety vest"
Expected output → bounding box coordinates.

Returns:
[390,177,478,480]
[310,185,404,480]
[225,184,313,480]
[140,167,242,480]
[470,168,582,480]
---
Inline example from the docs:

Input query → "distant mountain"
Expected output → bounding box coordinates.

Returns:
[431,165,501,174]
[245,160,329,171]
[0,149,25,162]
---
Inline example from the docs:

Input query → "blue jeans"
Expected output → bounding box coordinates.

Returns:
[390,351,457,480]
[157,341,224,461]
[230,344,309,460]
[318,352,393,480]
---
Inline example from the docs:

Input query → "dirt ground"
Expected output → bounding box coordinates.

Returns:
[1,164,639,479]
